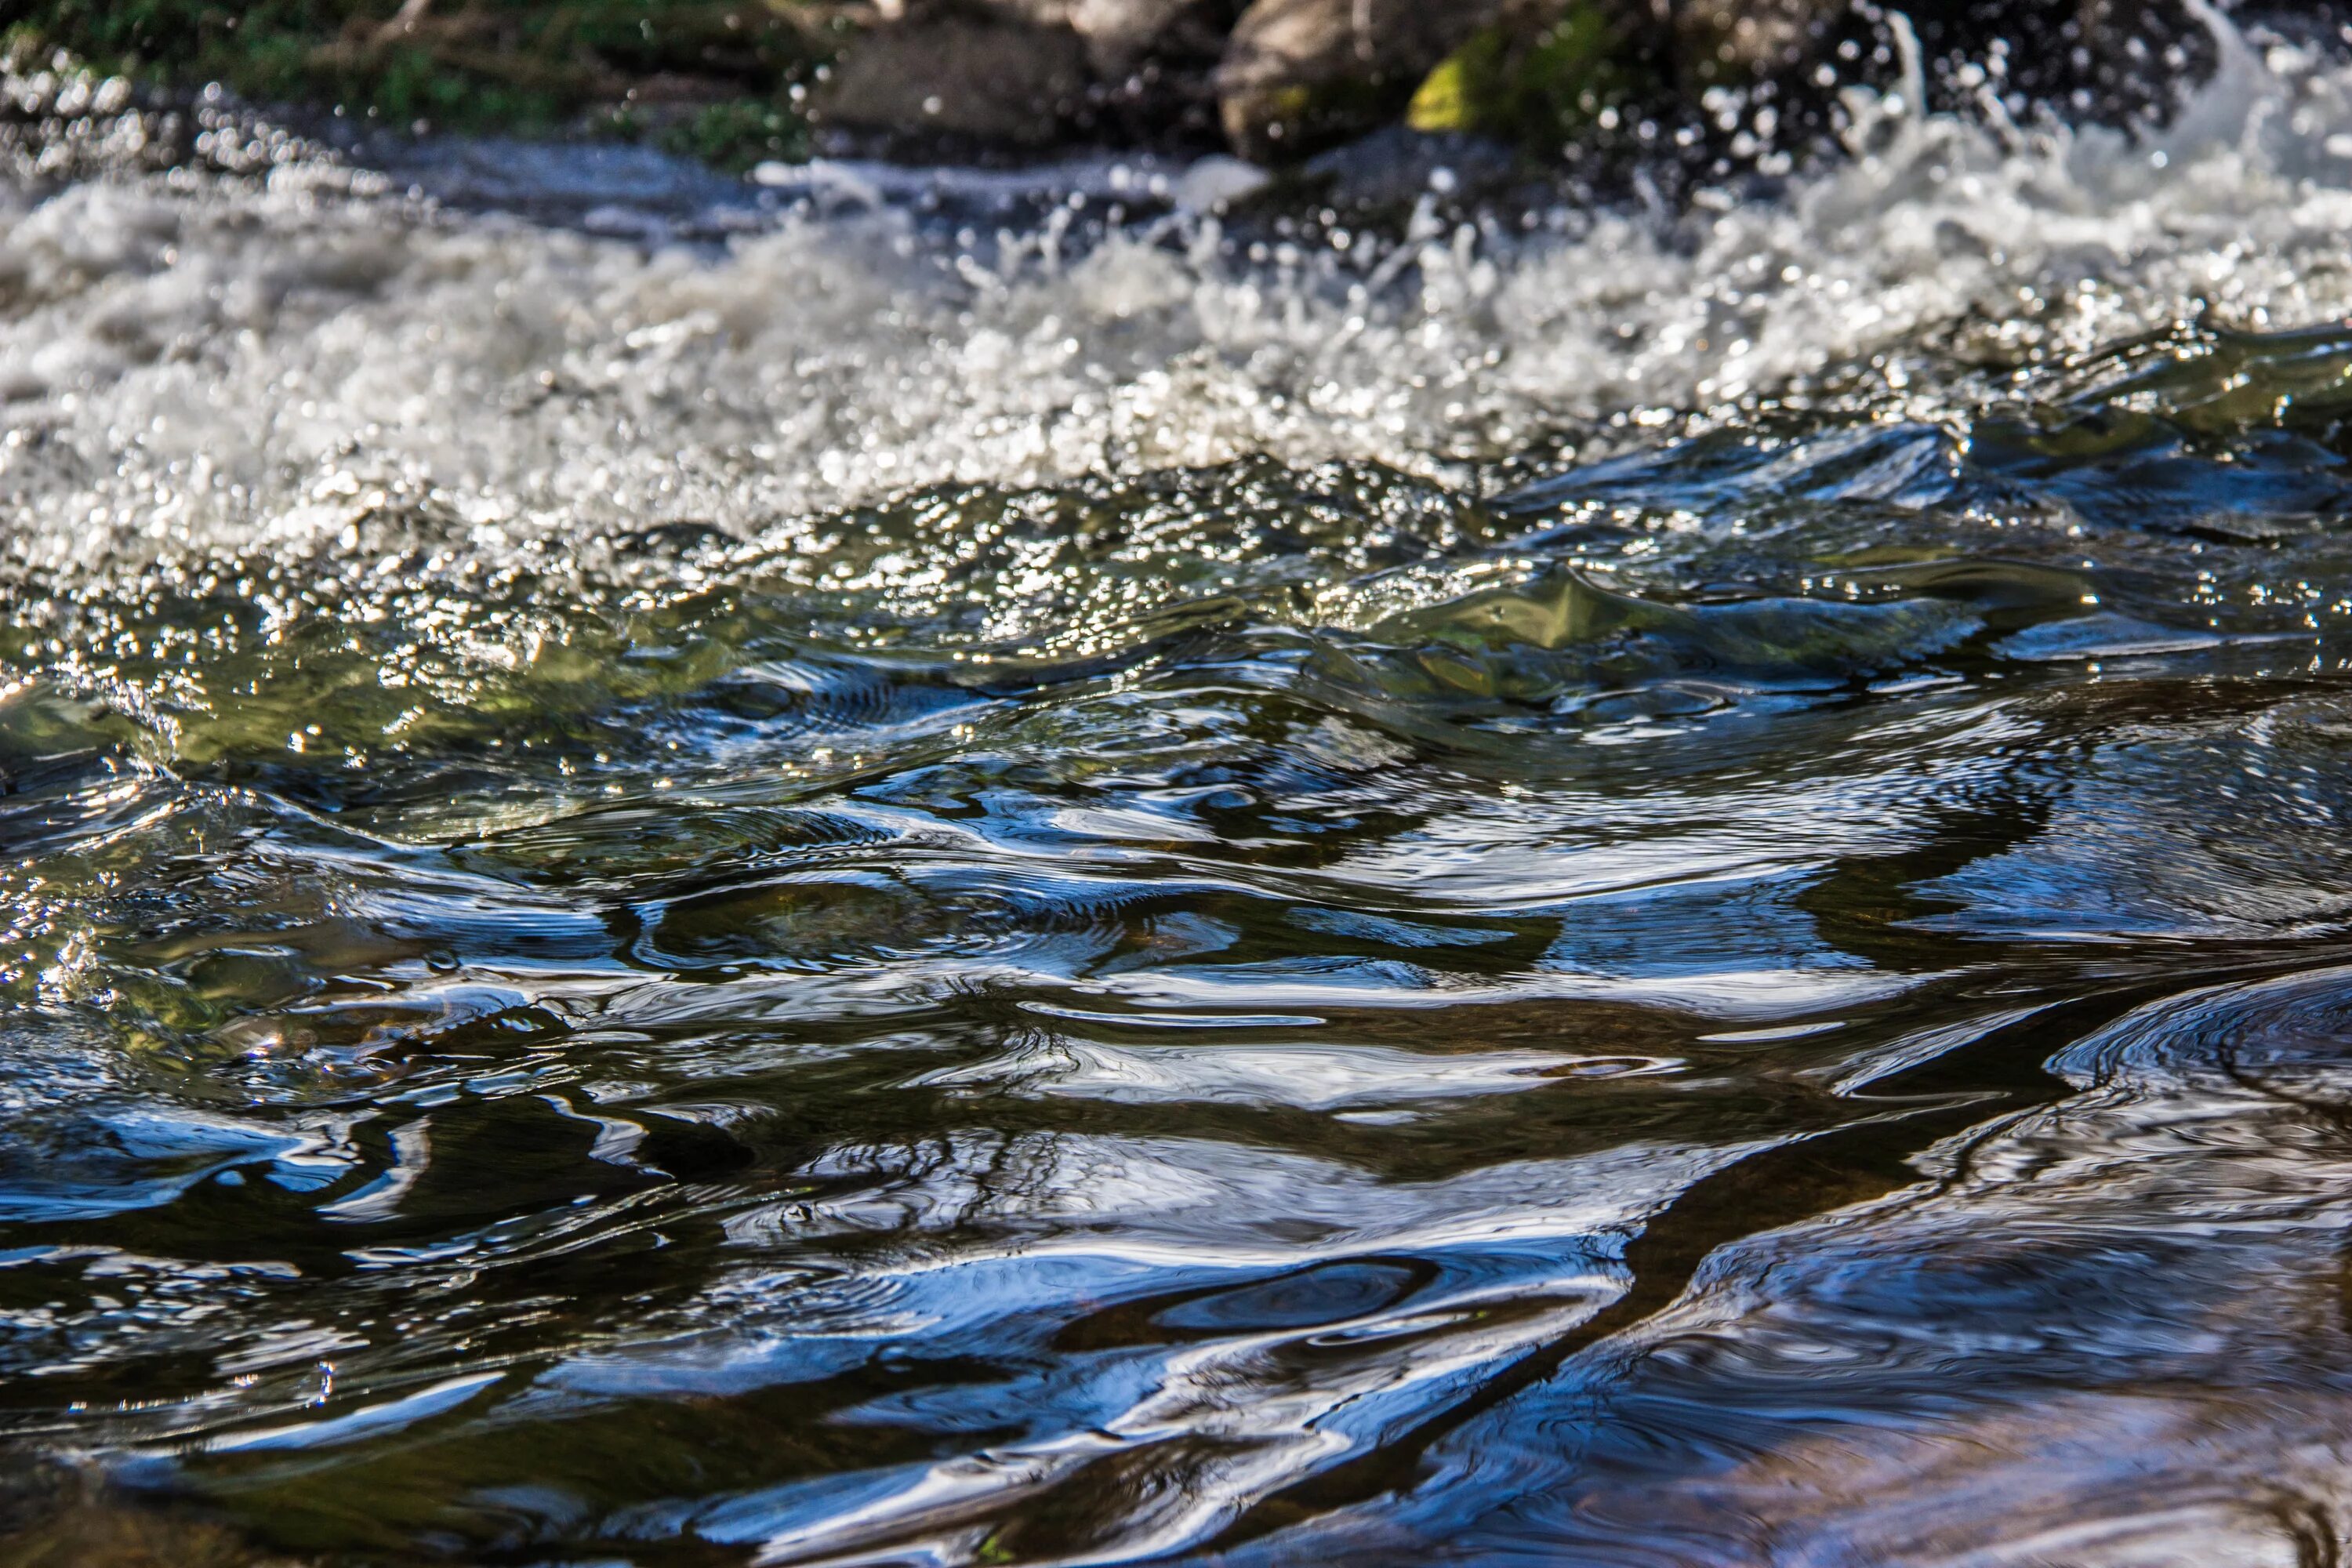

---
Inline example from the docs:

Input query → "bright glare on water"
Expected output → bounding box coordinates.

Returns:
[9,10,2352,1566]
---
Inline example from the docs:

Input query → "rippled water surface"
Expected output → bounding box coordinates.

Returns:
[13,16,2352,1567]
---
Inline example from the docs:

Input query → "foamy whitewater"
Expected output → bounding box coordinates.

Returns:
[0,11,2348,566]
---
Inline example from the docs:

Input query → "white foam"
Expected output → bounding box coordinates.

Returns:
[3,12,2351,575]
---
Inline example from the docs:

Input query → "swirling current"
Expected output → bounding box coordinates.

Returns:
[13,13,2352,1567]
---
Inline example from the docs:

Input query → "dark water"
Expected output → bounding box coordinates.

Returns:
[13,16,2352,1559]
[6,309,2352,1565]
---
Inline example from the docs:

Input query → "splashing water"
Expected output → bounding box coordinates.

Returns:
[9,9,2352,1566]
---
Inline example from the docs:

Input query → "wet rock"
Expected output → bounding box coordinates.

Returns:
[810,13,1091,147]
[808,0,1232,149]
[1072,0,1224,72]
[10,0,2234,169]
[1400,2,1652,147]
[1207,0,2219,162]
[1216,0,1512,161]
[982,0,1225,73]
[1069,0,1241,143]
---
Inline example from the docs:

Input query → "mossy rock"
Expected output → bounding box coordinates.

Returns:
[1405,3,1642,144]
[1215,0,1504,162]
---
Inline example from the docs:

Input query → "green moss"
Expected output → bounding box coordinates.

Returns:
[6,0,824,154]
[1406,49,1476,132]
[1407,4,1645,145]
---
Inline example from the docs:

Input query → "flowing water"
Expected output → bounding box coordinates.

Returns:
[12,12,2352,1566]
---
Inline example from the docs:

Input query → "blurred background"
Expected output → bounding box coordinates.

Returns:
[2,0,2296,175]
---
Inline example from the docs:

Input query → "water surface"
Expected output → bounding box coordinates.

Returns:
[8,17,2352,1566]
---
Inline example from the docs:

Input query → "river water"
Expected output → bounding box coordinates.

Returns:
[8,13,2352,1567]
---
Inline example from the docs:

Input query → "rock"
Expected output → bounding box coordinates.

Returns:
[1215,0,1508,162]
[1403,2,1646,145]
[1071,0,1221,74]
[809,15,1091,147]
[966,0,1212,72]
[6,0,2233,175]
[971,0,1079,20]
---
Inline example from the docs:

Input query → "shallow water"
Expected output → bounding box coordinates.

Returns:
[9,13,2352,1568]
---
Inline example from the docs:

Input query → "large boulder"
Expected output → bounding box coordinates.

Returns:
[808,12,1091,146]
